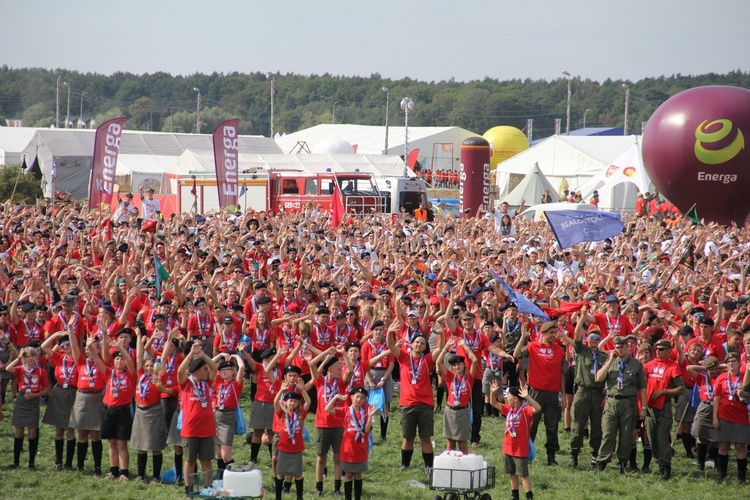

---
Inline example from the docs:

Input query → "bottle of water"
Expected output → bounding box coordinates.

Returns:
[154,358,162,373]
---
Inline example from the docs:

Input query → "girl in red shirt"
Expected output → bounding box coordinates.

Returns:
[490,381,541,500]
[273,379,311,500]
[41,331,78,470]
[326,387,378,500]
[5,345,50,469]
[436,337,479,454]
[712,352,749,482]
[101,341,136,480]
[132,326,169,482]
[211,353,245,470]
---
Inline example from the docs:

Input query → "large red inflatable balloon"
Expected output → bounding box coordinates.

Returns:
[642,85,750,226]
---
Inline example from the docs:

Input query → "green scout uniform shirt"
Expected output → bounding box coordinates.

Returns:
[573,340,607,389]
[603,356,646,397]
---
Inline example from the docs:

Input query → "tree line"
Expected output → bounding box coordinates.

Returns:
[1,66,749,139]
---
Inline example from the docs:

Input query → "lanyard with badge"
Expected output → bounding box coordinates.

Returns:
[452,374,466,404]
[505,404,524,437]
[111,371,127,398]
[137,373,151,400]
[22,364,37,393]
[189,375,209,408]
[410,354,425,385]
[349,406,367,442]
[61,355,75,388]
[727,372,740,401]
[85,359,98,388]
[286,411,300,444]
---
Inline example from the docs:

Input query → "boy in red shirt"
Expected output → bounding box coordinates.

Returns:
[490,381,541,500]
[326,387,378,500]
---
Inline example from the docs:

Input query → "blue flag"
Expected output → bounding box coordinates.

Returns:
[239,182,247,197]
[489,269,550,321]
[545,210,624,249]
[688,383,701,409]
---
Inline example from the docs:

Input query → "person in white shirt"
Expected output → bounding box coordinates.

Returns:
[140,188,161,220]
[112,193,137,225]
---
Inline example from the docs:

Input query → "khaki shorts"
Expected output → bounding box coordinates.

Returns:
[504,455,529,477]
[401,404,434,439]
[185,436,215,462]
[315,427,343,456]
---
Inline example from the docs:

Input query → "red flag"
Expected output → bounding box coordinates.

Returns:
[406,148,421,170]
[541,301,587,319]
[330,184,345,228]
[101,219,113,242]
[88,117,126,210]
[212,119,240,211]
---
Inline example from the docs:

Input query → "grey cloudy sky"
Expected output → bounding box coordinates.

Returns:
[2,0,748,83]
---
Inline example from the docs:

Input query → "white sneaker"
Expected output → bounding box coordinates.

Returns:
[705,460,715,469]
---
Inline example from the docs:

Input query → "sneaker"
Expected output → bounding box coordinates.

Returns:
[705,460,715,469]
[106,472,118,480]
[399,465,410,472]
[281,487,291,494]
[94,467,102,476]
[56,464,64,471]
[425,466,433,476]
[316,490,324,497]
[333,491,342,497]
[28,465,37,471]
[118,475,129,482]
[471,441,480,448]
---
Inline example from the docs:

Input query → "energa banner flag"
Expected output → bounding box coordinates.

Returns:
[545,210,624,249]
[88,117,126,209]
[212,119,240,211]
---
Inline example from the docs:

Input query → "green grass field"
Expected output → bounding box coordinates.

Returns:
[0,390,743,499]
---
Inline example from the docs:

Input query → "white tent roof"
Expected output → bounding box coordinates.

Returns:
[576,137,653,199]
[0,127,38,165]
[500,162,558,207]
[171,151,416,178]
[275,124,478,171]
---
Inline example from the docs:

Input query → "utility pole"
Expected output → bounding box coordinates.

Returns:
[56,76,60,128]
[269,74,275,137]
[63,82,71,128]
[622,84,630,135]
[382,87,390,154]
[563,71,571,135]
[193,87,201,134]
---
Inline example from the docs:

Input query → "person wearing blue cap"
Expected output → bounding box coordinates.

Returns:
[584,294,634,351]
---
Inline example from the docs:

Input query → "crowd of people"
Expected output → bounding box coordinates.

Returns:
[0,194,749,500]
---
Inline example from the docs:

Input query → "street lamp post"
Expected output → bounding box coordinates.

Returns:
[79,92,85,128]
[63,82,70,128]
[332,101,339,124]
[268,73,275,137]
[382,87,390,154]
[563,71,571,135]
[400,97,414,178]
[583,109,591,128]
[622,84,630,135]
[193,87,201,134]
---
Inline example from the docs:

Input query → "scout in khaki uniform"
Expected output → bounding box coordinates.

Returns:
[644,338,685,479]
[557,310,608,467]
[594,336,647,473]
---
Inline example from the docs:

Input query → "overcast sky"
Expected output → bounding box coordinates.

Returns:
[2,0,748,83]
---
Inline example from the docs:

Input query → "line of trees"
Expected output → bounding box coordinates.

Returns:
[1,66,749,138]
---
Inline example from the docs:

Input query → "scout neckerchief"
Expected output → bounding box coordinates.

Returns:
[592,350,600,375]
[137,372,151,400]
[349,405,367,442]
[286,410,300,444]
[59,310,79,332]
[314,323,330,346]
[188,374,209,408]
[22,363,38,393]
[85,359,98,388]
[617,357,630,389]
[505,403,525,437]
[151,330,167,352]
[506,318,521,341]
[60,354,75,388]
[704,374,714,401]
[347,360,361,391]
[24,319,41,342]
[195,313,211,338]
[727,371,740,401]
[323,375,338,405]
[281,325,295,347]
[110,370,127,398]
[335,325,351,345]
[462,328,479,353]
[488,350,502,373]
[451,373,467,405]
[218,380,232,410]
[410,352,425,385]
[165,354,177,385]
[405,323,420,343]
[253,326,268,349]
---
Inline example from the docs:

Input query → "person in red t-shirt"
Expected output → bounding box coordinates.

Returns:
[101,340,136,480]
[712,351,749,482]
[273,380,311,500]
[361,320,394,441]
[489,382,541,500]
[685,356,722,471]
[436,336,479,453]
[132,326,169,481]
[585,295,633,351]
[326,387,378,500]
[513,321,566,465]
[40,331,78,470]
[686,316,725,362]
[387,325,444,473]
[177,341,219,492]
[211,353,245,471]
[6,345,51,469]
[644,338,685,479]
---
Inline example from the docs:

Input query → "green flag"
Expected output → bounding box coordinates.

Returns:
[154,256,170,298]
[685,204,701,226]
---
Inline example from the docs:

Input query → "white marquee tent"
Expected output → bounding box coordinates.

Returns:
[0,127,38,166]
[500,162,558,207]
[275,124,478,173]
[495,135,644,211]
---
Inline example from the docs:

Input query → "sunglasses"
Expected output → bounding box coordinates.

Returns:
[0,312,8,317]
[588,336,601,341]
[416,305,426,309]
[60,342,71,348]
[345,313,356,317]
[655,347,669,351]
